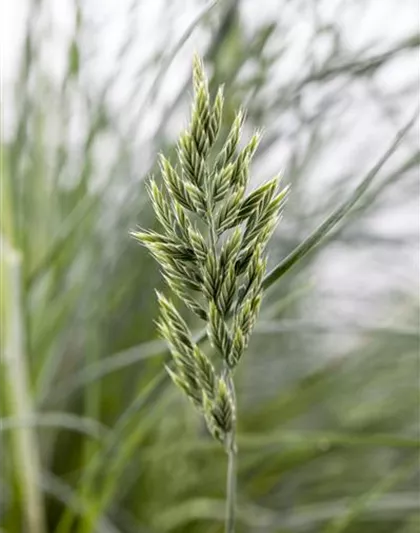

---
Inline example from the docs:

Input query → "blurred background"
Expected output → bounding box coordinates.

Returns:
[1,0,419,532]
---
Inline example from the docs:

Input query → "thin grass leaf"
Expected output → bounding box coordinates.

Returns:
[0,413,109,440]
[263,110,418,290]
[323,457,417,533]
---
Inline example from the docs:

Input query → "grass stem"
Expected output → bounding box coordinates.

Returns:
[225,437,237,533]
[225,370,237,533]
[2,242,46,533]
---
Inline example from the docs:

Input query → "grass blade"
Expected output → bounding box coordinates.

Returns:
[263,110,418,290]
[323,456,417,533]
[41,472,120,533]
[0,413,109,440]
[1,240,46,533]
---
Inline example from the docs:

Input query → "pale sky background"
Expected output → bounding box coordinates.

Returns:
[2,0,418,116]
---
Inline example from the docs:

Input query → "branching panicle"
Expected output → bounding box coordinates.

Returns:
[132,54,288,447]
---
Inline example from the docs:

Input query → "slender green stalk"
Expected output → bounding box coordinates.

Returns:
[225,370,237,533]
[226,439,237,533]
[2,241,46,533]
[79,324,102,533]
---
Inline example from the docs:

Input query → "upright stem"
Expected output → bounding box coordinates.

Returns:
[2,243,46,533]
[226,436,237,533]
[225,370,237,533]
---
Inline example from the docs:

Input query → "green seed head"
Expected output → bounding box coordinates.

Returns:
[132,54,288,444]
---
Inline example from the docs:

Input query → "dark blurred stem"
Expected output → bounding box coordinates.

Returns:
[225,370,237,533]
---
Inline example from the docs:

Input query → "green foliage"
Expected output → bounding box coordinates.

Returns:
[1,1,418,533]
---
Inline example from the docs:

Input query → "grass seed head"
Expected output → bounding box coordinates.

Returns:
[132,54,288,443]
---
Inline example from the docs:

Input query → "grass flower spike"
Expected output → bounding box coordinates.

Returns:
[131,54,289,533]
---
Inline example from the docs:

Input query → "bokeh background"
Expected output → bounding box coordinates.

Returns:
[1,0,419,532]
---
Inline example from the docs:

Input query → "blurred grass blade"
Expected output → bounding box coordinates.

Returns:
[263,110,418,290]
[239,430,419,450]
[55,370,168,533]
[1,240,46,533]
[323,456,417,533]
[150,492,420,531]
[41,472,120,533]
[255,319,419,337]
[141,429,419,461]
[53,339,166,401]
[0,413,109,440]
[132,0,219,128]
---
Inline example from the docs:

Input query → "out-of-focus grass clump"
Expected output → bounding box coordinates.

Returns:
[1,1,419,533]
